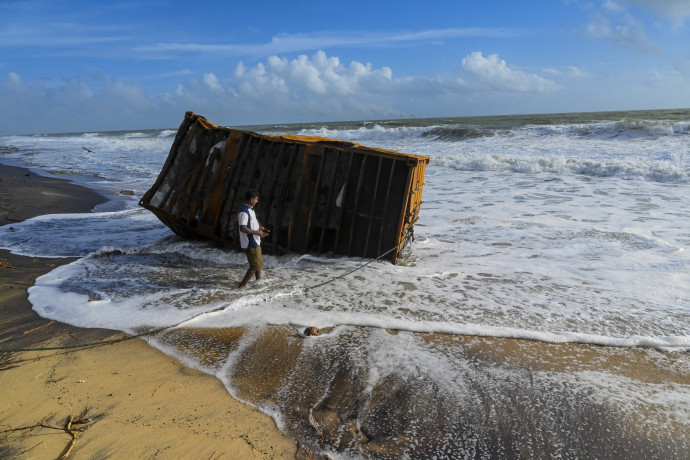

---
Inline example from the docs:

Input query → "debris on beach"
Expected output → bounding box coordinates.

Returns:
[140,112,429,263]
[0,408,91,459]
[304,327,321,336]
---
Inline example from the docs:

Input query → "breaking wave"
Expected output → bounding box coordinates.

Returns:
[297,124,428,142]
[432,153,689,183]
[295,117,689,144]
[525,119,690,140]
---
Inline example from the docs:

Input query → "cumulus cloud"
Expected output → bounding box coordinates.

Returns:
[233,51,394,99]
[226,51,412,122]
[460,52,557,91]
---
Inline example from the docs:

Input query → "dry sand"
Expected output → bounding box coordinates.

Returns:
[0,164,299,459]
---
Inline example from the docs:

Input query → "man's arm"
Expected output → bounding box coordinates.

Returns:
[240,225,268,237]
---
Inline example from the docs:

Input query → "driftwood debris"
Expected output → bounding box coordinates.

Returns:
[140,112,428,263]
[0,408,90,460]
[22,320,55,334]
[0,352,19,371]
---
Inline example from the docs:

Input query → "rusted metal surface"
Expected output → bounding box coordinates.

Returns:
[140,112,429,263]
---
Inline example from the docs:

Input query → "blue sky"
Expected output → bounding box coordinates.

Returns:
[1,0,689,134]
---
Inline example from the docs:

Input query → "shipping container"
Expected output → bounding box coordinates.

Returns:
[140,112,429,263]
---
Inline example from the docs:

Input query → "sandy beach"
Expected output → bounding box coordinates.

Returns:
[0,164,298,459]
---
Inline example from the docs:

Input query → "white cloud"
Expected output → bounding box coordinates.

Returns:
[233,51,395,100]
[543,66,591,78]
[136,27,520,58]
[603,1,626,13]
[225,51,409,122]
[228,50,556,118]
[582,0,690,53]
[566,66,591,78]
[460,52,557,91]
[202,73,224,93]
[584,11,660,54]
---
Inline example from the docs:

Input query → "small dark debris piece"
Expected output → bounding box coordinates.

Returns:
[304,327,321,336]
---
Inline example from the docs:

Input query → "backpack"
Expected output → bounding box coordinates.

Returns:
[232,213,241,249]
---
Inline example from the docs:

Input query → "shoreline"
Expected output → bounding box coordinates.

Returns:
[0,163,298,458]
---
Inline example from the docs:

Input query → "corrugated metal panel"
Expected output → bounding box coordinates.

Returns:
[140,112,429,263]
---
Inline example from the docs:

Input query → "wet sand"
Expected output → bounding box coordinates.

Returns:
[158,325,689,458]
[0,164,298,459]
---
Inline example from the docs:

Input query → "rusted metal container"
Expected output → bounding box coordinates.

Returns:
[140,112,428,263]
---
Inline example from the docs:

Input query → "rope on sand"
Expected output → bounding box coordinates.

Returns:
[302,244,401,292]
[0,326,171,355]
[0,242,407,354]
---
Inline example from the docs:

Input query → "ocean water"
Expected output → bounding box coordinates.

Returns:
[1,109,689,458]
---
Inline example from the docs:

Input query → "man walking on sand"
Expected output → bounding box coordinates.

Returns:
[238,189,269,288]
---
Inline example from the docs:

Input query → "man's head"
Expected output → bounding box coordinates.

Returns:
[245,189,260,206]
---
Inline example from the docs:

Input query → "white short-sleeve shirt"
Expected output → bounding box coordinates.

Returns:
[239,205,260,249]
